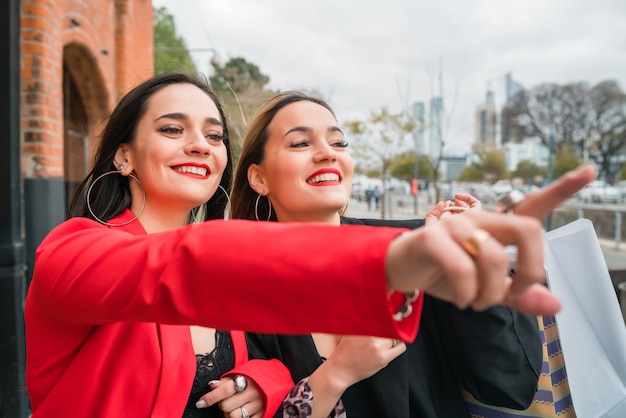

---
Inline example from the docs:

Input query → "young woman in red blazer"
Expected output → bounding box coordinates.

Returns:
[25,73,424,418]
[228,91,596,417]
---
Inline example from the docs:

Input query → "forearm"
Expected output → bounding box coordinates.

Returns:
[282,375,346,418]
[306,361,350,418]
[32,218,418,338]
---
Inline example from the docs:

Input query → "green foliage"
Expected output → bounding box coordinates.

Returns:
[365,168,382,178]
[209,57,270,94]
[344,107,415,175]
[511,160,546,184]
[456,150,507,182]
[388,152,432,181]
[553,145,582,178]
[480,150,507,181]
[209,57,275,163]
[620,163,626,180]
[153,7,197,74]
[457,164,484,182]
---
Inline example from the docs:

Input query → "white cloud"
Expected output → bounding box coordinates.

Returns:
[153,0,626,154]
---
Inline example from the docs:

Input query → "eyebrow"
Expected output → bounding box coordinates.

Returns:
[156,113,223,127]
[284,126,343,137]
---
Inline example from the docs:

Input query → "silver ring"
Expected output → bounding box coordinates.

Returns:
[496,189,525,213]
[241,406,250,418]
[233,375,247,393]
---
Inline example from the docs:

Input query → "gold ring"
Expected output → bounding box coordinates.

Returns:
[461,229,491,257]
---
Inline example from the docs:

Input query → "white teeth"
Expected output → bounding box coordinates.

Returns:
[174,166,208,176]
[307,173,340,184]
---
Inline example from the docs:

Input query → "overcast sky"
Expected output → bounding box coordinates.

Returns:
[152,0,626,155]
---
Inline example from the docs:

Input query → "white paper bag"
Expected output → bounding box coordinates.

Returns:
[544,218,626,417]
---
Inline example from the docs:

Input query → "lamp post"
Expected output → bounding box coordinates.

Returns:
[412,102,425,215]
[0,0,30,416]
[545,107,555,231]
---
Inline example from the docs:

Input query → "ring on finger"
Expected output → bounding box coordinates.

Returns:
[461,229,492,257]
[241,406,250,418]
[391,339,400,348]
[233,375,247,393]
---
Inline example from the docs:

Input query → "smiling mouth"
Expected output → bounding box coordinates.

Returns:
[173,166,208,177]
[307,173,340,184]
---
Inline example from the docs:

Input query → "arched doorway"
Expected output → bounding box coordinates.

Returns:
[62,43,109,212]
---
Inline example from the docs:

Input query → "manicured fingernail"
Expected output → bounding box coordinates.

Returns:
[196,400,207,409]
[208,380,220,387]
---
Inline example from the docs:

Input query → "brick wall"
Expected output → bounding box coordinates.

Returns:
[21,0,154,179]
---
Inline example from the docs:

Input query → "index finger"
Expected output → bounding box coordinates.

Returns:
[514,164,596,219]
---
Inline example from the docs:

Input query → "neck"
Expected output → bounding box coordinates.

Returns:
[275,210,341,226]
[134,204,191,233]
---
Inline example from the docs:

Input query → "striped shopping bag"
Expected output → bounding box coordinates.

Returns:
[463,315,576,417]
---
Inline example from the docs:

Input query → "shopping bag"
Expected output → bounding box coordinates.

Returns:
[463,314,575,417]
[544,218,626,417]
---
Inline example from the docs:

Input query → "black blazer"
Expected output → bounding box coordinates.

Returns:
[247,216,542,418]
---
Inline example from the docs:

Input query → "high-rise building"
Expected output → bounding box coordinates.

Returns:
[429,97,443,158]
[474,72,524,151]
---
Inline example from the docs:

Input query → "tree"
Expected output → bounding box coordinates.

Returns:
[419,65,464,202]
[208,57,276,160]
[586,80,626,181]
[388,152,432,182]
[209,57,270,94]
[345,107,415,219]
[153,7,197,74]
[511,160,546,185]
[480,150,507,181]
[457,164,484,182]
[553,145,582,179]
[456,151,507,183]
[509,80,626,181]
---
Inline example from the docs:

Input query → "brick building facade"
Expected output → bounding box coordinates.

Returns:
[21,0,153,182]
[20,0,154,278]
[5,4,153,414]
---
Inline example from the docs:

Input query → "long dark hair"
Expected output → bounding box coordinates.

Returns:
[68,72,233,223]
[230,91,335,221]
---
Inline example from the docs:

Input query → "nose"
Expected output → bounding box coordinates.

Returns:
[313,140,337,163]
[184,129,211,156]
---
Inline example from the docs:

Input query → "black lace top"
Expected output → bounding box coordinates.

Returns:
[183,330,235,418]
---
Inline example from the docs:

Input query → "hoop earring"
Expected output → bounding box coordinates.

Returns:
[86,170,146,227]
[255,194,272,222]
[218,185,231,220]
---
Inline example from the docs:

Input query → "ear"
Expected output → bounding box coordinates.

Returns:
[114,144,133,174]
[247,163,268,195]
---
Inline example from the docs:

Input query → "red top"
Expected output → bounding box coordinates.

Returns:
[25,210,421,417]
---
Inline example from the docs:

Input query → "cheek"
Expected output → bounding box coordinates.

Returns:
[214,145,229,171]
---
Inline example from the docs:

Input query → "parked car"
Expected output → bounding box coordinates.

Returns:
[577,180,621,203]
[616,180,626,200]
[466,183,496,204]
[492,180,513,198]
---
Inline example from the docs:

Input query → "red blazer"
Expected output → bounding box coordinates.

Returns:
[25,210,421,417]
